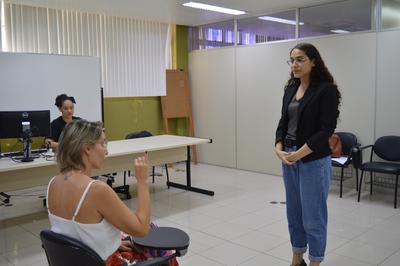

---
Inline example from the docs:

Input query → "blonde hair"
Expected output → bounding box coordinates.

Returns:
[57,120,103,173]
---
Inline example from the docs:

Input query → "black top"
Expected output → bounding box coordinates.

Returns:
[275,80,340,162]
[286,95,300,140]
[50,116,81,142]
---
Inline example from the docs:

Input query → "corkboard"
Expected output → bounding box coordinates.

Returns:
[161,69,197,163]
[161,70,191,118]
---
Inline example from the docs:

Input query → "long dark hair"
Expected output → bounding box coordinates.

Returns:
[287,42,341,103]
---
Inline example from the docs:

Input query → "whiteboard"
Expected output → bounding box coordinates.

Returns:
[0,52,101,122]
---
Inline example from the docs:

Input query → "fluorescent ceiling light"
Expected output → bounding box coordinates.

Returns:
[330,29,350,34]
[258,16,304,25]
[183,2,245,15]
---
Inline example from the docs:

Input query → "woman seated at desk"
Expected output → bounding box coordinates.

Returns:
[46,120,151,264]
[46,94,81,150]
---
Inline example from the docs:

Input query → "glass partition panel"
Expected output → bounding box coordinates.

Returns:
[237,10,296,45]
[299,0,374,38]
[189,20,234,51]
[382,0,400,30]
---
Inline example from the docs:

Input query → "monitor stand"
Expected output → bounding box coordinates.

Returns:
[21,136,34,162]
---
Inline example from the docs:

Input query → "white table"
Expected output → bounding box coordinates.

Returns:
[0,135,213,203]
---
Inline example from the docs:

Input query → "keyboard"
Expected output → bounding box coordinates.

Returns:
[2,148,48,157]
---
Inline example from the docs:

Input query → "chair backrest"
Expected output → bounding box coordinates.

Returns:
[40,230,104,266]
[336,132,358,156]
[126,130,153,139]
[374,136,400,161]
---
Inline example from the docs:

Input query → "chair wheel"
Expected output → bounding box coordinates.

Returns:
[4,198,10,204]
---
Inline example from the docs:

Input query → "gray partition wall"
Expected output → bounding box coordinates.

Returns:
[189,30,393,176]
[189,48,236,168]
[376,31,400,138]
[236,41,294,175]
[309,33,376,148]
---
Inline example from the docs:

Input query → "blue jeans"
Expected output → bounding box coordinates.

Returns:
[282,146,331,262]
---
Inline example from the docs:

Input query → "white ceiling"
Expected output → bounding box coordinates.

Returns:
[11,0,338,26]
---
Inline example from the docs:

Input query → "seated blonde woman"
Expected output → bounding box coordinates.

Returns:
[46,120,150,264]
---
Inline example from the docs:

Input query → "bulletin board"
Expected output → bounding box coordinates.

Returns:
[161,69,197,163]
[161,70,191,118]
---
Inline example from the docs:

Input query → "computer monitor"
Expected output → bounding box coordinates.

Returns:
[0,110,50,139]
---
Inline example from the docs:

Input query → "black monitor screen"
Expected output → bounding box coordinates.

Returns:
[0,110,50,138]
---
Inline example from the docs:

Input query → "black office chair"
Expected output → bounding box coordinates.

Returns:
[103,173,131,199]
[354,136,400,208]
[124,131,170,186]
[331,132,359,198]
[40,227,189,266]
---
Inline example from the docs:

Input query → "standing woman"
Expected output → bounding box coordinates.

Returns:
[46,94,81,149]
[275,43,340,266]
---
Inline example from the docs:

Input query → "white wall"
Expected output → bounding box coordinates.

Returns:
[189,30,392,175]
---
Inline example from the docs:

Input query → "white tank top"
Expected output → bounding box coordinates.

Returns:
[47,177,121,260]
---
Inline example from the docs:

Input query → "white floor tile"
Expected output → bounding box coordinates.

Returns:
[323,253,375,266]
[177,254,224,266]
[238,253,289,266]
[165,211,221,230]
[200,222,252,241]
[0,255,12,266]
[265,241,295,263]
[3,245,47,266]
[353,228,400,252]
[228,212,278,230]
[257,219,290,240]
[328,219,369,240]
[379,250,400,266]
[326,234,351,253]
[231,230,288,253]
[201,242,260,265]
[333,240,396,265]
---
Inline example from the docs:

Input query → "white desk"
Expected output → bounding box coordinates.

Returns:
[0,135,213,201]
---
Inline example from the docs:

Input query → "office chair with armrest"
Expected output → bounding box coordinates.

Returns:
[124,131,170,186]
[40,227,189,266]
[331,132,359,198]
[354,136,400,208]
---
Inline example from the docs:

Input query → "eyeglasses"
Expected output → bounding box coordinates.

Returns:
[96,139,108,149]
[286,57,308,66]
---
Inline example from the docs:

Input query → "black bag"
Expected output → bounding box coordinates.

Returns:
[125,130,152,139]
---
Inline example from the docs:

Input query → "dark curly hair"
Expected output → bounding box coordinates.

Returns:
[287,43,341,103]
[55,94,76,108]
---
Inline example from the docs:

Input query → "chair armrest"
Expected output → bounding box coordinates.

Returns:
[352,144,373,168]
[358,144,373,151]
[130,227,189,251]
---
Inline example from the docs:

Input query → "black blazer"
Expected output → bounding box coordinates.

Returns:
[275,80,340,162]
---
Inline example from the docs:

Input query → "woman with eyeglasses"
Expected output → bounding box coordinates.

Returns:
[46,119,151,264]
[275,43,341,266]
